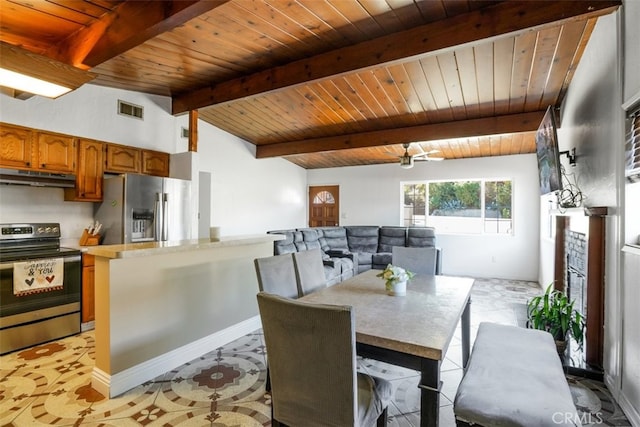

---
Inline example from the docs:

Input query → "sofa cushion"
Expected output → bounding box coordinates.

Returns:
[372,252,392,268]
[345,226,379,254]
[269,230,297,255]
[407,227,436,247]
[298,228,327,258]
[317,227,349,252]
[378,226,407,253]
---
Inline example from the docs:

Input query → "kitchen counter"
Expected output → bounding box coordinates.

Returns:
[86,234,283,259]
[89,233,282,398]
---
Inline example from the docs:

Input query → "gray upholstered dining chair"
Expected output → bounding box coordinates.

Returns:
[257,292,392,427]
[292,248,327,296]
[254,253,299,299]
[391,246,438,275]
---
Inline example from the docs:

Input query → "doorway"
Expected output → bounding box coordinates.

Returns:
[309,185,339,227]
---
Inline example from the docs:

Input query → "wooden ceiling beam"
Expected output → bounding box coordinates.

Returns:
[255,111,546,158]
[173,0,620,114]
[46,0,230,69]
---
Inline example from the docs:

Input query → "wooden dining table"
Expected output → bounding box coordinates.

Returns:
[300,269,473,427]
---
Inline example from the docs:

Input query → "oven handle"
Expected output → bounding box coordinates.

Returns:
[0,254,81,270]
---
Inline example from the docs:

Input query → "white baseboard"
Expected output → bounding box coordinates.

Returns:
[91,316,262,398]
[618,390,640,427]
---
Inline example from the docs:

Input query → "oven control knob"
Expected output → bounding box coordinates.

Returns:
[52,226,59,233]
[45,227,52,233]
[37,227,45,234]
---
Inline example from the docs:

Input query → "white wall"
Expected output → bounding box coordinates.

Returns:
[549,5,640,423]
[0,84,307,239]
[308,153,541,281]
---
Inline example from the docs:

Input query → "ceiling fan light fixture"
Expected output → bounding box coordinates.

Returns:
[400,156,414,169]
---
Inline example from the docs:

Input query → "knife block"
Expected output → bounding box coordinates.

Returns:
[79,229,100,246]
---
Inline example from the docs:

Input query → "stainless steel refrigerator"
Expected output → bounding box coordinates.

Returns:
[95,174,191,244]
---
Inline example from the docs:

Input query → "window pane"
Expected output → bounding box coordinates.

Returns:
[428,181,481,216]
[403,184,426,226]
[313,190,335,204]
[484,180,512,234]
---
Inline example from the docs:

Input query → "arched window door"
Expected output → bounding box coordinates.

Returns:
[308,185,339,227]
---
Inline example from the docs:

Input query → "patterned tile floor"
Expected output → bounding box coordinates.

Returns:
[0,277,632,426]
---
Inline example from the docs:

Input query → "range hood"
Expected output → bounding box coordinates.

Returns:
[0,168,76,188]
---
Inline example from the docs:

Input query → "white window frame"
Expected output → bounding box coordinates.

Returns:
[401,178,514,236]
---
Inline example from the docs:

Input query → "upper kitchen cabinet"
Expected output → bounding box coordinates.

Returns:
[0,123,33,169]
[105,143,141,174]
[141,150,170,177]
[34,131,76,174]
[0,123,75,174]
[64,139,104,202]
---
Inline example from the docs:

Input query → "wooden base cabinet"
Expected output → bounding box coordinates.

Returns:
[82,254,95,323]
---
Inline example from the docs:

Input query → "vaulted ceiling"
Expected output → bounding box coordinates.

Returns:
[0,0,621,168]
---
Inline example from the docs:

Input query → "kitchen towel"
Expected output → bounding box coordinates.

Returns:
[13,258,64,296]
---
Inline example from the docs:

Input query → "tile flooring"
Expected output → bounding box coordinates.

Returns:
[1,277,632,426]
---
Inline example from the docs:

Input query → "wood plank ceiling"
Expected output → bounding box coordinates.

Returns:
[0,0,621,169]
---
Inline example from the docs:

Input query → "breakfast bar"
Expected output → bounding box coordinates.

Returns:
[87,234,282,398]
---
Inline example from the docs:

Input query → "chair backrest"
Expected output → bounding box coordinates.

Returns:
[292,248,327,296]
[392,246,437,276]
[254,254,299,299]
[257,292,357,426]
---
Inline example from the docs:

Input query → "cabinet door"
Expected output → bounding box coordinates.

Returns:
[141,149,170,177]
[35,132,76,173]
[0,123,33,169]
[65,139,104,201]
[82,255,95,323]
[105,143,141,173]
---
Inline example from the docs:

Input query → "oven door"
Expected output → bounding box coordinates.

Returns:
[0,252,81,354]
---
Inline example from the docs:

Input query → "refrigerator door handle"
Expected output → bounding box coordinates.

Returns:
[162,193,169,241]
[155,192,163,242]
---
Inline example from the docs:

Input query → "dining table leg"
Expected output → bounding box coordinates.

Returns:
[418,358,441,427]
[461,297,471,369]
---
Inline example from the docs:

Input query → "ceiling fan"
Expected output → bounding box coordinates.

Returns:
[390,143,444,169]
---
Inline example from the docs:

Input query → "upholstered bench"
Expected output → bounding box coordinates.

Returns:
[454,322,581,426]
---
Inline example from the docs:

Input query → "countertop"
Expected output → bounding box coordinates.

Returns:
[85,234,284,259]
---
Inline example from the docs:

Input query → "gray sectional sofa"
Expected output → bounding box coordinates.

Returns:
[268,226,440,285]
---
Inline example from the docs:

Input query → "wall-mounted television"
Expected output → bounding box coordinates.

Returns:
[535,106,562,195]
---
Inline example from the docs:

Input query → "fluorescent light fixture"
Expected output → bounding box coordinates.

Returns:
[0,68,72,98]
[0,42,96,99]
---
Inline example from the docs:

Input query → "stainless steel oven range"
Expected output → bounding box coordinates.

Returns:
[0,223,81,354]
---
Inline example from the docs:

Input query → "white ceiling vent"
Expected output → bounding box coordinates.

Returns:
[118,100,143,120]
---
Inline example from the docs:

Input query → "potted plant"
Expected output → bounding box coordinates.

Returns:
[376,264,415,296]
[527,284,585,355]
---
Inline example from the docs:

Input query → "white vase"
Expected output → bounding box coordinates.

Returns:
[387,280,407,296]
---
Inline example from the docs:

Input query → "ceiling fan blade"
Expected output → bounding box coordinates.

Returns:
[414,156,445,162]
[413,149,440,158]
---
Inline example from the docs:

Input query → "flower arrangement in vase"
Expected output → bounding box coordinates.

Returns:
[377,264,415,296]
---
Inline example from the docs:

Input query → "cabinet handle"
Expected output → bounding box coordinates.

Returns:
[26,162,30,166]
[41,164,46,168]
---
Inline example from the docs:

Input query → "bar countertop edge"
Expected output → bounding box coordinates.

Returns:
[86,234,284,259]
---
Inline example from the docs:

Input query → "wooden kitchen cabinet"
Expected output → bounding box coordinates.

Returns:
[0,123,75,173]
[64,139,104,202]
[0,123,33,169]
[82,254,95,324]
[141,149,170,177]
[105,143,141,173]
[34,131,76,173]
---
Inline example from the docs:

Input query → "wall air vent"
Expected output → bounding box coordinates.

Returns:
[118,100,143,120]
[181,127,189,138]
